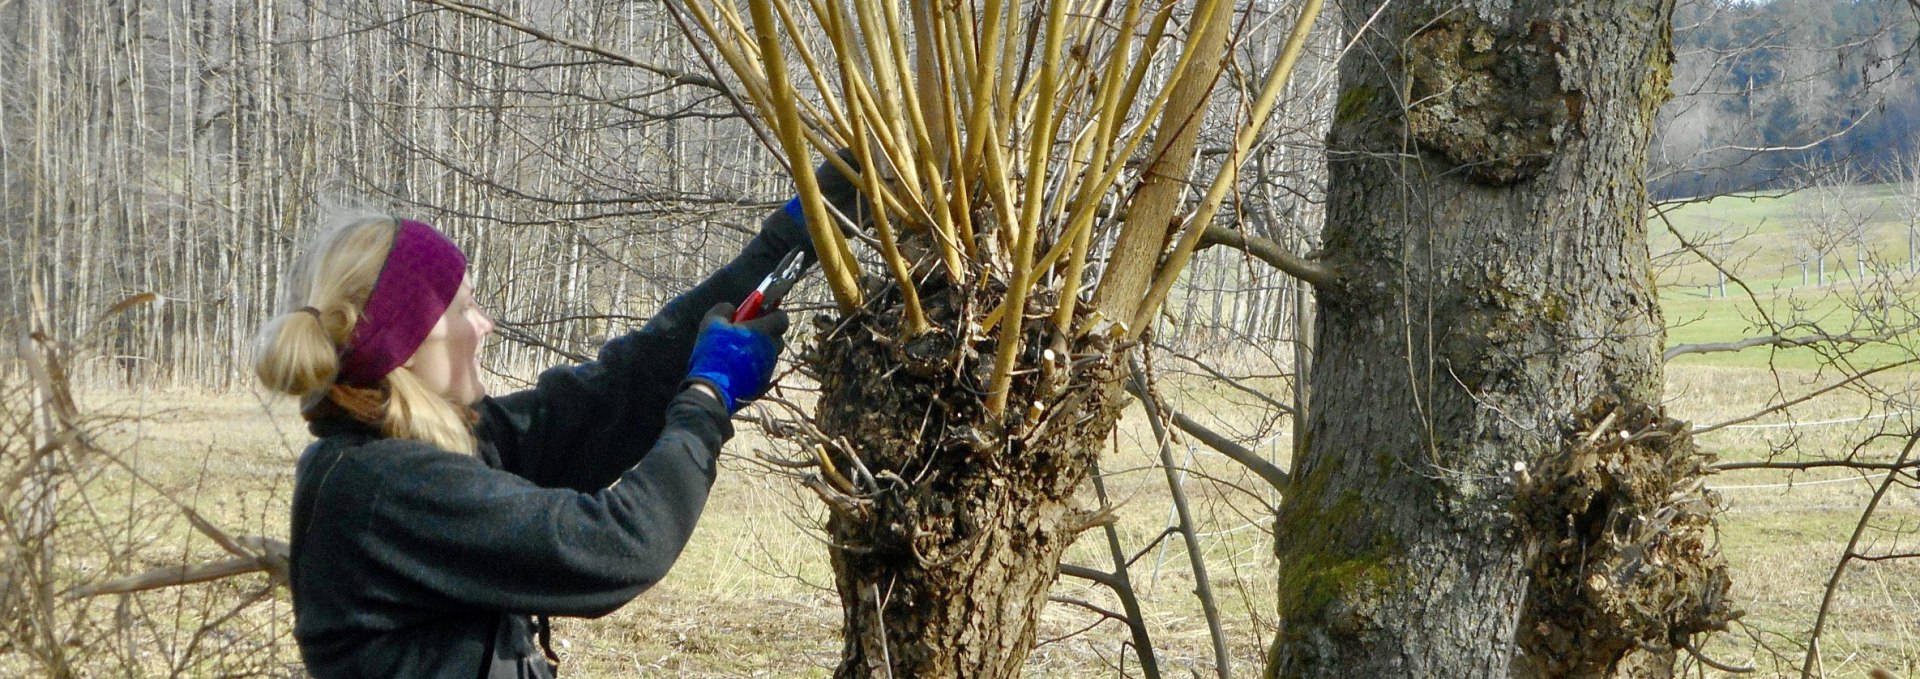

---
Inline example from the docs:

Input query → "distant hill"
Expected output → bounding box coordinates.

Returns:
[1653,0,1920,199]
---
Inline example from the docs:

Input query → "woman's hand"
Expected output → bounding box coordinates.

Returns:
[683,303,790,412]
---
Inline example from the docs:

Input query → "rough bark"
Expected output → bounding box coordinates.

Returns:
[1266,1,1731,677]
[811,283,1125,679]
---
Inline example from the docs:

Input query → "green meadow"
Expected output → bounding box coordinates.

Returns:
[1654,183,1920,371]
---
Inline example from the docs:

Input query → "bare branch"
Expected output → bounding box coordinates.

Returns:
[1057,563,1124,591]
[1712,458,1920,472]
[1089,461,1163,679]
[1800,433,1918,678]
[68,537,290,599]
[1690,359,1920,435]
[409,0,727,92]
[1122,377,1290,490]
[1664,324,1918,360]
[1198,224,1338,289]
[1130,355,1231,679]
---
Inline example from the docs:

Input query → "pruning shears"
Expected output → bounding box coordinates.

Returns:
[733,249,808,322]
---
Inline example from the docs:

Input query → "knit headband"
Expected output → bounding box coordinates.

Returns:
[337,218,468,387]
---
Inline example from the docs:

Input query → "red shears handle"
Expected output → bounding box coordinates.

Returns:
[732,249,807,322]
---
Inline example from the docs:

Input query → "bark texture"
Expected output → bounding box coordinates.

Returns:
[810,283,1124,679]
[1267,1,1730,676]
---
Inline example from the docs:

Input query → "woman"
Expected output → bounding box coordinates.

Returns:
[254,157,859,678]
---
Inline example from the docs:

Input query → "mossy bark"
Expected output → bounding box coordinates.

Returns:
[1266,1,1728,677]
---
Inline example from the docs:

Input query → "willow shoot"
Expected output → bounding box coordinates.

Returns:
[685,0,1323,414]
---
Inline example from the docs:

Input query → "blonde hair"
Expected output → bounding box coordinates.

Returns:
[253,209,477,454]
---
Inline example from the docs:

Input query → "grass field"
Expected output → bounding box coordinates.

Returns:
[37,363,1917,678]
[11,186,1920,677]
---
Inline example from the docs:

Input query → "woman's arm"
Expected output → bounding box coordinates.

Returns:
[352,389,733,618]
[482,153,863,491]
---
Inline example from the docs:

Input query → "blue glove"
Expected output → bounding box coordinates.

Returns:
[684,303,790,412]
[753,149,866,265]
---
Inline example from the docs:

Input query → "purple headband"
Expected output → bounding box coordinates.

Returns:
[337,219,468,387]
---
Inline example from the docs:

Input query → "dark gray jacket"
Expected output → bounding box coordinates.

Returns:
[289,243,783,678]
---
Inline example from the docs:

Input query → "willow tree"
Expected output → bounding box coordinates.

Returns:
[1265,1,1735,677]
[680,0,1323,675]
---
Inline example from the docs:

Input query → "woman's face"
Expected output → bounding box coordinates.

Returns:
[403,280,495,405]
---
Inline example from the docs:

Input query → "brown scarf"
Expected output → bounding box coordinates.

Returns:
[302,383,390,428]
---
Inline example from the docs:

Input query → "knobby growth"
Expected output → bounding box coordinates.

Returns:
[1514,396,1739,678]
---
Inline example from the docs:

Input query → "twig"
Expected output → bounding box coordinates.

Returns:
[410,0,727,91]
[1048,595,1128,624]
[1800,431,1917,678]
[1129,354,1231,679]
[1681,636,1755,674]
[1691,359,1920,435]
[1121,377,1289,490]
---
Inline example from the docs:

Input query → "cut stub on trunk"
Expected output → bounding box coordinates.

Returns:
[1513,395,1740,679]
[805,278,1127,679]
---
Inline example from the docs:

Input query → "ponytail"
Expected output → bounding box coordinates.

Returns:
[253,307,344,397]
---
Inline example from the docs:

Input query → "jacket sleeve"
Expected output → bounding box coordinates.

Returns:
[482,229,788,491]
[355,390,733,618]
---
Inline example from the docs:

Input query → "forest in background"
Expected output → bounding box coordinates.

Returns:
[6,0,1915,389]
[1658,0,1920,197]
[0,0,1323,390]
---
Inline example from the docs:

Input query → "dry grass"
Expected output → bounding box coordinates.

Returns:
[5,362,1915,677]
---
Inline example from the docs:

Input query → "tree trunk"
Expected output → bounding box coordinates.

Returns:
[812,290,1126,679]
[1267,2,1731,677]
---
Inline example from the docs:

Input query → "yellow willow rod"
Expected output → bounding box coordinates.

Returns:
[1108,0,1227,168]
[930,2,978,263]
[986,0,1070,416]
[977,0,1216,334]
[1006,0,1100,139]
[850,0,923,195]
[820,0,943,234]
[886,0,962,276]
[703,2,858,155]
[959,0,1006,185]
[773,0,852,138]
[836,52,938,224]
[986,0,1232,325]
[992,0,1021,144]
[946,0,982,185]
[1115,0,1178,125]
[682,2,779,123]
[713,2,856,150]
[849,108,930,334]
[1050,0,1149,335]
[887,0,966,276]
[883,0,943,192]
[1131,0,1326,334]
[746,0,862,311]
[697,1,915,234]
[977,114,1021,273]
